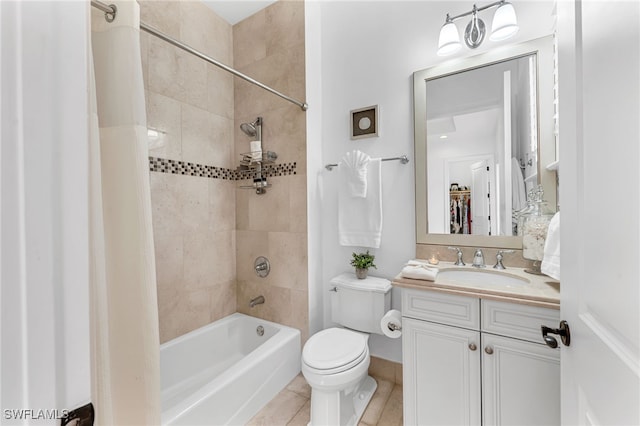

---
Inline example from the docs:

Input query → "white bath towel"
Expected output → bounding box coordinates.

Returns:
[541,212,560,280]
[338,157,382,248]
[401,260,439,281]
[342,150,371,198]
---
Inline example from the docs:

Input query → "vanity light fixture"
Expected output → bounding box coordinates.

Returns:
[437,0,519,57]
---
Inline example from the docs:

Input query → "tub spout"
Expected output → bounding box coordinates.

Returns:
[249,295,265,308]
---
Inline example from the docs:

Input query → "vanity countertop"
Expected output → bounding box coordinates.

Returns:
[392,261,560,309]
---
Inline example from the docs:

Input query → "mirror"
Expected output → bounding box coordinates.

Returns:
[414,36,557,249]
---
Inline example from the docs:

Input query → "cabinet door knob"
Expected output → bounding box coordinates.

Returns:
[468,343,477,351]
[485,346,494,355]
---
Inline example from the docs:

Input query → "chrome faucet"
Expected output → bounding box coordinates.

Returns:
[249,295,265,308]
[472,249,485,268]
[447,247,465,266]
[493,250,515,270]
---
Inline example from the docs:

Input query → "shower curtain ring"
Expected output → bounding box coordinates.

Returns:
[104,4,117,23]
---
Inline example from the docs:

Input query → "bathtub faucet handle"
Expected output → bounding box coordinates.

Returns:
[249,295,265,308]
[254,256,270,278]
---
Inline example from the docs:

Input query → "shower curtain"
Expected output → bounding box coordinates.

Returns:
[90,1,160,424]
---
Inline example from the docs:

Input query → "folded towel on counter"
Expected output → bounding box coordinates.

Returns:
[401,260,439,281]
[338,157,382,248]
[341,150,371,198]
[541,212,560,280]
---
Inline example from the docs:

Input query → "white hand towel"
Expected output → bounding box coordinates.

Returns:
[338,157,382,248]
[541,212,560,280]
[342,150,371,198]
[401,260,439,281]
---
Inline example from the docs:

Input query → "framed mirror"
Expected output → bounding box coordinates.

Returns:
[414,36,556,249]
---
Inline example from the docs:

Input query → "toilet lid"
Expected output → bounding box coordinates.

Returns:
[302,328,368,373]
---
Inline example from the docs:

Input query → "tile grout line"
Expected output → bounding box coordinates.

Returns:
[371,382,396,426]
[285,401,309,426]
[375,384,403,426]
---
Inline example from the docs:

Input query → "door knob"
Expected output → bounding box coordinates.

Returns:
[541,320,571,348]
[484,346,494,355]
[468,343,477,351]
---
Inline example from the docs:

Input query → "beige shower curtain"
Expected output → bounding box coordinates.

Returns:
[89,1,160,424]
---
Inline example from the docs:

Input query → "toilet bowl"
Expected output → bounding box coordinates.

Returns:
[301,273,392,426]
[302,328,377,426]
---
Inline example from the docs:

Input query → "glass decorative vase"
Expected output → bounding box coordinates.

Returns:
[521,186,554,274]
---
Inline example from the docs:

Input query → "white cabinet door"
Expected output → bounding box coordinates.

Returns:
[403,317,481,426]
[482,333,560,426]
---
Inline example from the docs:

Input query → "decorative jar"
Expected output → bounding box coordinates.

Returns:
[521,186,554,273]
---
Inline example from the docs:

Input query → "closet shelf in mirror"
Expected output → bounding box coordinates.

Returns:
[450,190,471,194]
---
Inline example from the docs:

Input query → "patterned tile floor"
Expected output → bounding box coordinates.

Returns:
[247,374,403,426]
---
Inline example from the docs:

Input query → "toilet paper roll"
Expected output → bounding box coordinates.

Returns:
[380,309,402,339]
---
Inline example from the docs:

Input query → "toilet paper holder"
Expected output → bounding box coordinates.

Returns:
[381,309,403,338]
[387,322,402,332]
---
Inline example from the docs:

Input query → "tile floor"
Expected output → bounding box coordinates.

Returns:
[247,373,403,426]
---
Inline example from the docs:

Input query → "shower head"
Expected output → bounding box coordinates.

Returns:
[240,122,257,137]
[240,117,262,138]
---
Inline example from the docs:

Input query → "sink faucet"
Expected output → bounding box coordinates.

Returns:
[472,249,485,268]
[447,247,465,266]
[249,295,265,308]
[493,250,515,270]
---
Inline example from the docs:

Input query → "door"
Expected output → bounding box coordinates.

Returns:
[558,1,640,424]
[470,160,491,235]
[482,333,560,426]
[402,318,481,426]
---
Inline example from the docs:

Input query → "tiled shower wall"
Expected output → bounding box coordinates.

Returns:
[234,1,309,343]
[141,0,308,344]
[140,1,237,343]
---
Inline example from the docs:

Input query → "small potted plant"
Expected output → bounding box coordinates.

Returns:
[350,251,377,279]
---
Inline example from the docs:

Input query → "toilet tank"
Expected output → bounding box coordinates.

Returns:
[330,273,392,335]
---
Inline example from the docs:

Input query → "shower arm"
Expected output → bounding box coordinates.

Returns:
[91,0,309,112]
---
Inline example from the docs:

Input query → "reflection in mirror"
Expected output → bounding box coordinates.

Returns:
[426,54,537,236]
[414,36,557,249]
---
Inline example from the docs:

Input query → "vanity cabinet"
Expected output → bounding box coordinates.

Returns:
[402,289,560,426]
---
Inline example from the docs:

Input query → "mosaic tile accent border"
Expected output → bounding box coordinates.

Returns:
[148,156,297,181]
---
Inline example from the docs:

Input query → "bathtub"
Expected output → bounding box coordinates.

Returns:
[160,313,301,425]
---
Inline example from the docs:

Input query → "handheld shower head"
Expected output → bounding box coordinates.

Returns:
[240,117,262,138]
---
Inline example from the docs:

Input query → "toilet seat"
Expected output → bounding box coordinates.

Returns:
[302,328,368,375]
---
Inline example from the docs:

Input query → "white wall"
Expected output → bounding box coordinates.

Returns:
[317,1,425,362]
[308,1,556,362]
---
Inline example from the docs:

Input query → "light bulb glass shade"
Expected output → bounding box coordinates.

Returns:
[490,2,519,41]
[437,21,462,56]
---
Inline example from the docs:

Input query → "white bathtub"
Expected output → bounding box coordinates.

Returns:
[160,313,301,425]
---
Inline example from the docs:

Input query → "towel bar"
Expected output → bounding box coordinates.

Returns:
[325,155,409,171]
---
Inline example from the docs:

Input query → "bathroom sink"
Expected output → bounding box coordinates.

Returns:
[437,269,529,288]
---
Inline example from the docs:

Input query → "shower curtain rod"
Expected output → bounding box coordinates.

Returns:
[91,0,309,111]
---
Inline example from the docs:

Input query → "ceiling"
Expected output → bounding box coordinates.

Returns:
[202,0,277,25]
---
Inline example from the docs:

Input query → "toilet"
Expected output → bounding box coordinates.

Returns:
[302,273,392,426]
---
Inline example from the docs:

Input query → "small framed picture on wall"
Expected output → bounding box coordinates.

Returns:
[350,105,378,140]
